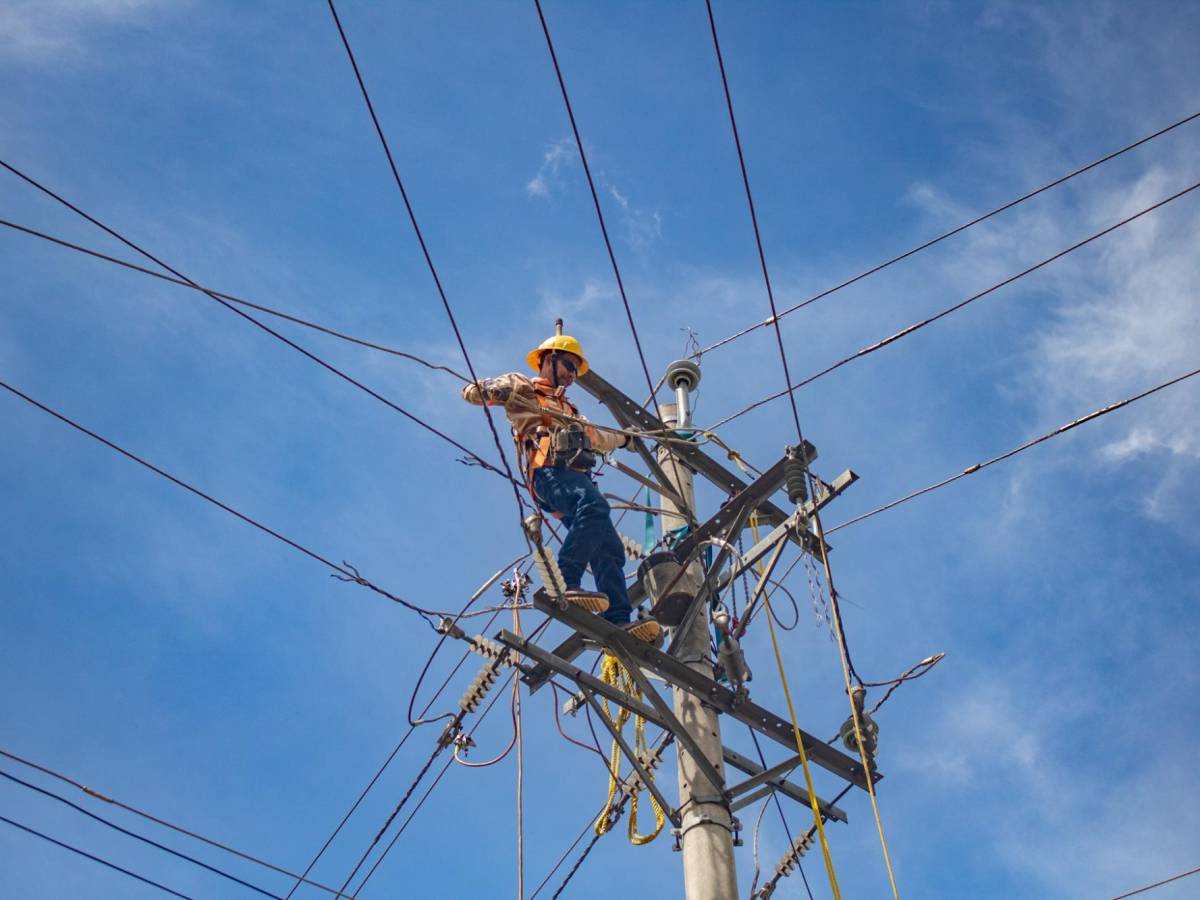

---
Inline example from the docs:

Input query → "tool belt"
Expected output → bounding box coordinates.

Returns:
[542,423,597,471]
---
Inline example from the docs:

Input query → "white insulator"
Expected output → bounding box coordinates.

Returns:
[532,544,569,598]
[619,534,645,561]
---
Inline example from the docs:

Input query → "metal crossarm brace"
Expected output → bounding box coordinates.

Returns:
[497,628,850,824]
[603,639,727,797]
[722,748,847,822]
[519,594,876,790]
[579,369,820,542]
[577,685,682,829]
[727,755,801,800]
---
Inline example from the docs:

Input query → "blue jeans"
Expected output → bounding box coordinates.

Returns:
[532,466,632,624]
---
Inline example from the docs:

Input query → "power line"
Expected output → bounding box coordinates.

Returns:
[0,218,470,382]
[532,0,662,412]
[0,813,195,900]
[704,8,897,895]
[0,749,344,897]
[693,109,1200,360]
[0,377,440,625]
[1111,864,1200,899]
[0,768,282,898]
[827,363,1200,534]
[0,160,515,484]
[285,557,529,899]
[704,0,804,445]
[527,733,675,899]
[325,0,531,525]
[349,669,524,897]
[711,178,1200,432]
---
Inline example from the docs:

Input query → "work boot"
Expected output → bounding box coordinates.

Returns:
[563,588,610,613]
[622,617,663,647]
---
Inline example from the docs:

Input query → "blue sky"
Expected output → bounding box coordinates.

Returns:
[2,1,1198,898]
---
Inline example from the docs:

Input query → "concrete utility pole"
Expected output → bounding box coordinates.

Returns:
[658,399,738,900]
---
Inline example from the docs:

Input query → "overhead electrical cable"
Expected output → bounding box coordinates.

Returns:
[0,377,440,625]
[692,109,1200,360]
[350,672,521,897]
[704,3,899,894]
[0,748,345,898]
[532,0,663,414]
[283,555,529,900]
[1110,865,1200,899]
[0,161,513,483]
[828,364,1200,534]
[0,218,469,382]
[0,814,194,900]
[0,768,283,898]
[527,733,675,900]
[325,0,531,525]
[711,178,1200,432]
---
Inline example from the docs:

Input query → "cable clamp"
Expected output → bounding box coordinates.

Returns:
[437,617,466,639]
[437,721,461,749]
[452,732,476,757]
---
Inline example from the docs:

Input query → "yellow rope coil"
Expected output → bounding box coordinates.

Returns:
[593,654,665,845]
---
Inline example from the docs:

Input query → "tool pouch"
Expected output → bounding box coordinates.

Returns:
[551,424,597,470]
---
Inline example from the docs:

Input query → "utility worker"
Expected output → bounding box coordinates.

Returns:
[462,330,660,643]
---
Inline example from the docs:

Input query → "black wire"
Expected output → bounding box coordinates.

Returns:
[704,0,805,446]
[351,671,519,896]
[0,160,514,485]
[827,362,1200,535]
[0,769,281,898]
[693,109,1200,359]
[711,178,1200,432]
[532,0,663,415]
[0,813,195,900]
[0,378,439,625]
[325,0,532,527]
[746,729,815,900]
[0,218,471,382]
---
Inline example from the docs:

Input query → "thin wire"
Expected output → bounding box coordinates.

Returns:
[1110,865,1200,899]
[747,727,815,900]
[704,0,804,442]
[543,733,676,900]
[711,178,1200,432]
[513,598,525,900]
[284,558,529,899]
[828,364,1200,534]
[0,218,470,382]
[694,109,1200,359]
[0,769,283,898]
[531,0,662,414]
[0,160,513,483]
[0,749,344,897]
[352,672,519,896]
[0,377,440,625]
[0,814,194,899]
[325,0,531,528]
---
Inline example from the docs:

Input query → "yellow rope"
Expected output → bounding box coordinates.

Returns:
[593,654,665,845]
[810,510,902,898]
[750,514,843,899]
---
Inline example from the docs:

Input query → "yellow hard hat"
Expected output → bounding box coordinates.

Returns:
[527,334,589,375]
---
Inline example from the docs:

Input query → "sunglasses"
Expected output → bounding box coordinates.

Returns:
[555,356,578,375]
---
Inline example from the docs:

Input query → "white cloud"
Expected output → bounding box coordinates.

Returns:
[525,138,575,198]
[0,0,170,62]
